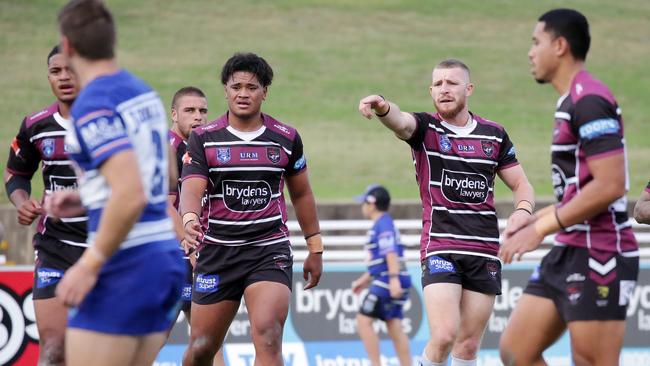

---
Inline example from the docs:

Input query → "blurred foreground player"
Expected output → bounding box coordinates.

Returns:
[351,185,412,366]
[499,8,639,366]
[48,1,185,365]
[4,45,85,366]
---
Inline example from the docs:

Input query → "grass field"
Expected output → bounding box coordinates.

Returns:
[1,0,649,203]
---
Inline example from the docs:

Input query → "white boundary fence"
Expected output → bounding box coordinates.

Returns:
[288,219,650,262]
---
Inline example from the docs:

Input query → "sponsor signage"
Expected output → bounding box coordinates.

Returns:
[3,264,649,365]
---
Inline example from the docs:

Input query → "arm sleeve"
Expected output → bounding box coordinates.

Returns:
[74,110,133,169]
[497,130,519,170]
[286,132,307,176]
[181,131,209,180]
[405,112,429,150]
[6,118,41,179]
[572,95,624,159]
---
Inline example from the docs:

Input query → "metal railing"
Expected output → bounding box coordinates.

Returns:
[288,219,650,262]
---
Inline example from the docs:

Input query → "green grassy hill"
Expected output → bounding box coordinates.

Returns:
[1,0,648,203]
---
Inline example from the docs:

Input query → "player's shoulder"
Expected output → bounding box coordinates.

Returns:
[24,102,58,129]
[413,111,439,124]
[168,130,184,149]
[194,113,229,137]
[376,213,396,229]
[473,113,505,132]
[570,70,616,105]
[262,113,299,140]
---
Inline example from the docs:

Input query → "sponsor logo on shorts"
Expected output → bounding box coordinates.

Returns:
[267,147,281,164]
[439,135,452,153]
[427,256,456,274]
[361,293,378,313]
[222,180,272,212]
[486,261,499,279]
[181,284,192,301]
[41,138,55,158]
[441,169,489,204]
[566,273,586,282]
[507,146,516,156]
[274,254,291,269]
[217,147,231,164]
[35,267,63,288]
[596,285,610,307]
[619,280,636,306]
[529,265,541,281]
[195,274,219,293]
[567,282,583,305]
[481,140,494,157]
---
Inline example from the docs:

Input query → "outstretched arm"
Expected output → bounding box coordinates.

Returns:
[358,95,417,140]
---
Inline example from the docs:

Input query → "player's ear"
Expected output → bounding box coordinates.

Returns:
[171,108,178,123]
[554,36,570,58]
[466,82,474,97]
[262,86,268,100]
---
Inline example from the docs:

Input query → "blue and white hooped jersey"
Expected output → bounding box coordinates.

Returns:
[365,214,409,280]
[66,69,174,250]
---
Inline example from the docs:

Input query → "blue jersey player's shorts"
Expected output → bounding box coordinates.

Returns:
[68,240,185,335]
[359,275,411,321]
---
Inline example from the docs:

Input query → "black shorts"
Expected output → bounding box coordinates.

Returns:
[181,255,194,312]
[33,233,85,300]
[524,245,639,322]
[421,253,502,295]
[192,242,293,304]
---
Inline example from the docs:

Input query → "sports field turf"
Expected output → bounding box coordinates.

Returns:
[1,0,648,202]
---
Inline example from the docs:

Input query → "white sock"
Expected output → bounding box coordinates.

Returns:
[450,355,476,366]
[419,349,446,366]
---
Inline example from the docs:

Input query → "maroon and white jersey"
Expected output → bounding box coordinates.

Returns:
[407,112,519,261]
[551,70,637,254]
[181,112,307,246]
[168,129,186,210]
[6,103,87,246]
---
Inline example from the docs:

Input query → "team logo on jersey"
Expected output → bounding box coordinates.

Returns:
[222,180,272,212]
[439,135,452,153]
[267,147,281,164]
[41,138,55,158]
[217,147,231,164]
[440,169,489,204]
[481,140,494,157]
